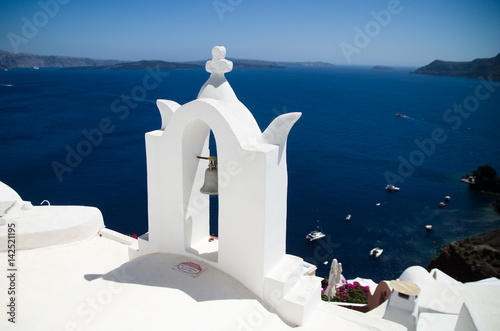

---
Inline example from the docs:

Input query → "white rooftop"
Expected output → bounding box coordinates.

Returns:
[2,179,499,330]
[0,227,403,331]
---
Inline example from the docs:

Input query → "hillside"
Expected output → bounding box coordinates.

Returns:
[0,50,334,70]
[413,53,500,80]
[63,60,203,70]
[0,50,122,69]
[229,58,334,68]
[187,58,334,68]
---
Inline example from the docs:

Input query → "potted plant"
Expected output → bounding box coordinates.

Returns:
[322,280,369,304]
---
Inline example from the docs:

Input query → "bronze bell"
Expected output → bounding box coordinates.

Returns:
[197,155,218,195]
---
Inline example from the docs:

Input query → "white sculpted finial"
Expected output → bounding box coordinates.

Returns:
[205,46,233,75]
[197,46,240,105]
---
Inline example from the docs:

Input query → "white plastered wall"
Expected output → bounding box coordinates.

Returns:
[130,46,316,325]
[136,97,292,296]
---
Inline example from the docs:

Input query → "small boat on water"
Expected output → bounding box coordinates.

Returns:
[386,184,400,191]
[370,247,383,257]
[306,211,326,241]
[439,202,446,208]
[33,66,39,70]
[306,229,325,241]
[370,241,383,257]
[370,247,383,258]
[345,214,351,221]
[425,225,433,231]
[445,196,451,202]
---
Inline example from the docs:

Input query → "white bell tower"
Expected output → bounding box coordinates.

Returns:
[130,46,321,326]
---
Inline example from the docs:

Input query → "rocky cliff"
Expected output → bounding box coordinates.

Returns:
[430,165,500,282]
[413,53,500,81]
[427,229,500,282]
[462,165,500,214]
[464,164,500,193]
[493,199,500,214]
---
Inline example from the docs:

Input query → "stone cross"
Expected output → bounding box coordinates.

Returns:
[206,46,233,75]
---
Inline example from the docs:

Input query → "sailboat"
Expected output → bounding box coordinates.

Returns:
[306,211,326,241]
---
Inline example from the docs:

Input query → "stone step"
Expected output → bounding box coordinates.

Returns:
[264,255,322,326]
[265,254,304,296]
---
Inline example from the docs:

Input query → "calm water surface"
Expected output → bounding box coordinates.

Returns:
[1,66,499,281]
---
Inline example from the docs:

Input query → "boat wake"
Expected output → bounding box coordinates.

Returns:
[397,113,451,129]
[0,84,14,87]
[396,113,413,119]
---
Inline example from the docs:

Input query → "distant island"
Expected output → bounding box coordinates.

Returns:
[0,49,334,70]
[63,60,203,71]
[413,53,500,81]
[0,50,121,69]
[187,58,334,69]
[65,59,286,71]
[187,58,283,69]
[373,66,395,70]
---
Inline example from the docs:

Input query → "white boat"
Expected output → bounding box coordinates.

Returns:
[345,214,351,221]
[306,230,325,241]
[370,247,383,258]
[385,184,400,191]
[370,241,383,257]
[33,66,39,70]
[439,202,446,207]
[425,225,433,231]
[306,212,325,241]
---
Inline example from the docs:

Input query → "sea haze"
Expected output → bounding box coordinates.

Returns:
[1,66,499,282]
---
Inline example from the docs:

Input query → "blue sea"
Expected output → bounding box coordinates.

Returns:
[1,66,499,282]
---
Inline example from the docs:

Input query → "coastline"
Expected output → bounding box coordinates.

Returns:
[426,165,500,282]
[427,228,500,282]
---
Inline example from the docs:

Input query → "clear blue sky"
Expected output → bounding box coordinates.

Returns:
[1,0,499,66]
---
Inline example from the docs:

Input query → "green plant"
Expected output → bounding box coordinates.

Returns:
[322,281,369,304]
